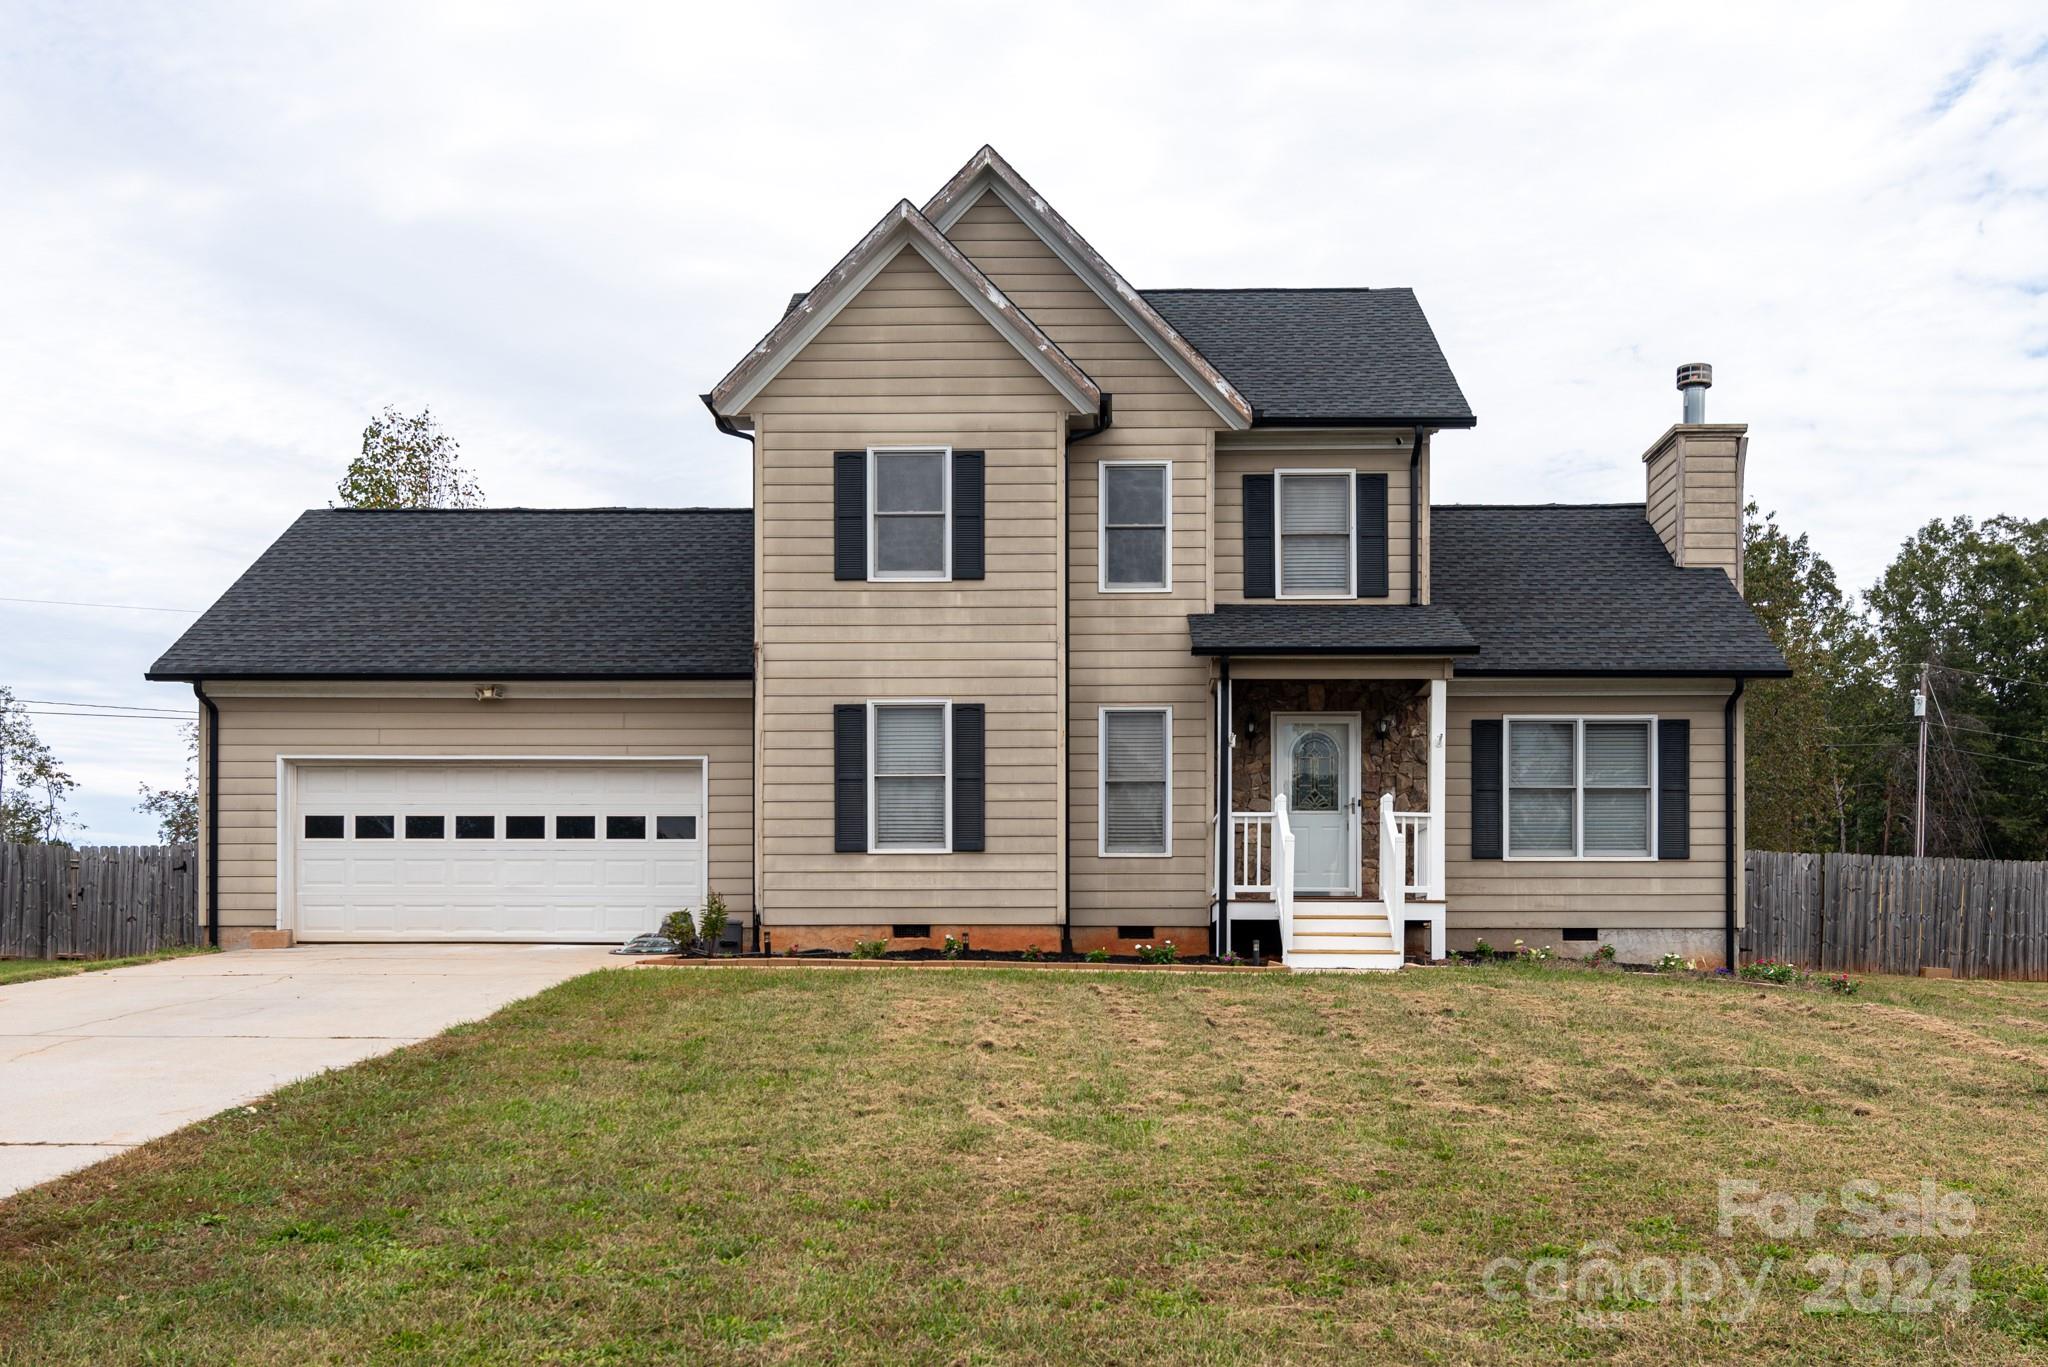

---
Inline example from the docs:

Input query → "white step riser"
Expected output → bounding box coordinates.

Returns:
[1285,952,1406,972]
[1291,934,1399,952]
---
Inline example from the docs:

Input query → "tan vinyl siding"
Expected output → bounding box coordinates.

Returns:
[1678,435,1743,586]
[1214,432,1424,604]
[203,692,755,930]
[1646,441,1681,556]
[751,245,1071,923]
[1443,683,1730,929]
[946,195,1221,926]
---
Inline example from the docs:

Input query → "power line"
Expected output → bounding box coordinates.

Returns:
[19,710,193,722]
[1934,720,2048,749]
[1931,663,2048,691]
[18,698,190,716]
[0,595,199,614]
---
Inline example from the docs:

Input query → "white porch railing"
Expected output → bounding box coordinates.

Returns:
[1383,792,1445,960]
[1271,794,1295,956]
[1392,810,1436,900]
[1230,811,1275,894]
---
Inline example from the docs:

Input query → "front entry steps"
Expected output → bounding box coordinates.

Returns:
[1285,901,1406,972]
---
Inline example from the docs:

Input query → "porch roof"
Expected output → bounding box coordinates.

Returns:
[1186,603,1477,657]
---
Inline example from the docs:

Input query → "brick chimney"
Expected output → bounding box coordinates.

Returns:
[1643,363,1746,589]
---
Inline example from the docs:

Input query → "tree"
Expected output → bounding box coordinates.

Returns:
[136,722,199,844]
[1865,516,2048,860]
[1741,506,1880,853]
[0,686,81,844]
[333,405,484,509]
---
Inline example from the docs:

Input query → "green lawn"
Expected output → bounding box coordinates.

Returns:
[0,945,212,987]
[2,963,2045,1364]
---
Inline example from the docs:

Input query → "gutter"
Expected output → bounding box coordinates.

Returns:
[699,393,755,445]
[1067,393,1114,443]
[1408,427,1423,605]
[192,681,220,949]
[1724,677,1745,973]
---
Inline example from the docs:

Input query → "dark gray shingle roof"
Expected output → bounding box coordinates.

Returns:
[148,509,754,680]
[1430,504,1790,677]
[1188,604,1476,656]
[1142,288,1474,427]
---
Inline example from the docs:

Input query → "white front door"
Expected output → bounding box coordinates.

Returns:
[1274,715,1358,895]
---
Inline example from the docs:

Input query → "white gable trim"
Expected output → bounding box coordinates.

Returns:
[709,200,1100,419]
[926,155,1254,431]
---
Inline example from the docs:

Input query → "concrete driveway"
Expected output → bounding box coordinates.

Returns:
[0,944,620,1198]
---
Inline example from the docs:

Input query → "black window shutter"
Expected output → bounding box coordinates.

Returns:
[952,450,985,581]
[1471,719,1504,860]
[834,452,866,581]
[1658,719,1691,860]
[833,704,867,852]
[1242,473,1275,599]
[952,704,986,852]
[1356,472,1389,598]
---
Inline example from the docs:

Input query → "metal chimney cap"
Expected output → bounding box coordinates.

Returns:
[1676,362,1714,390]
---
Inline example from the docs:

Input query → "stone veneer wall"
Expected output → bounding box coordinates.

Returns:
[1230,679,1431,900]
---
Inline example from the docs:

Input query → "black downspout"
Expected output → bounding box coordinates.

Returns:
[192,682,220,948]
[1724,677,1745,972]
[1408,427,1423,604]
[702,392,760,950]
[1216,656,1231,957]
[1058,396,1112,957]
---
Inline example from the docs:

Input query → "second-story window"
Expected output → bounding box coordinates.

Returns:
[869,447,950,580]
[1100,461,1171,591]
[1276,470,1355,597]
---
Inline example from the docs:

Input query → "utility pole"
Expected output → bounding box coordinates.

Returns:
[1913,664,1929,859]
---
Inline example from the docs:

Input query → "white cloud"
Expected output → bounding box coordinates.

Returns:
[2,0,2043,842]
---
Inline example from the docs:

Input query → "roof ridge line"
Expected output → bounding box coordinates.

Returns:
[1433,501,1647,510]
[310,506,753,515]
[1143,285,1412,295]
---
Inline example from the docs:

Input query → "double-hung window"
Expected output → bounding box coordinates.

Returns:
[1100,461,1170,591]
[1506,717,1654,858]
[1275,470,1354,597]
[869,447,950,580]
[1100,706,1171,856]
[871,701,950,852]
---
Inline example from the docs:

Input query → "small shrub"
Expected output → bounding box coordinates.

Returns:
[941,935,966,960]
[1473,938,1494,959]
[696,890,730,956]
[852,938,889,960]
[1021,944,1042,962]
[1739,959,1800,985]
[1528,944,1555,963]
[1592,943,1617,962]
[1825,973,1861,996]
[1084,946,1111,963]
[659,908,696,947]
[1135,941,1178,965]
[1216,951,1249,967]
[1655,952,1691,974]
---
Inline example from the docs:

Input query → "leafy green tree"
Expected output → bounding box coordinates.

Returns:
[333,406,483,509]
[1865,516,2048,860]
[1742,506,1880,852]
[136,722,199,844]
[1,686,81,844]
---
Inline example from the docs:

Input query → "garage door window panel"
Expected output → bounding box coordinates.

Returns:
[456,815,496,840]
[607,816,647,840]
[556,815,595,839]
[505,816,546,840]
[404,815,445,839]
[304,815,344,839]
[656,816,698,840]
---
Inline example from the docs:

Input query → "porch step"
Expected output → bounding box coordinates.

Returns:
[1284,906,1405,971]
[1284,947,1408,972]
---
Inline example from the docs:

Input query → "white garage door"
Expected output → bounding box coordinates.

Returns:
[290,760,705,942]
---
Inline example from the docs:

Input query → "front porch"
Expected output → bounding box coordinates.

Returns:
[1216,673,1448,970]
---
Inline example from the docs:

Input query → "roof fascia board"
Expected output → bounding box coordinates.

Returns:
[710,199,1099,418]
[925,153,1255,430]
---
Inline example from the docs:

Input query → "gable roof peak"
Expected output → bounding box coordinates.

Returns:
[708,195,1100,418]
[923,146,1255,429]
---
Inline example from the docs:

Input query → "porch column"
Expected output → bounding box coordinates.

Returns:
[1428,676,1447,901]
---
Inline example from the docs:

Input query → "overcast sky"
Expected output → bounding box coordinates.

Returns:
[2,1,2043,844]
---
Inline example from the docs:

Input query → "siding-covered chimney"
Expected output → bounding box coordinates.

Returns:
[1644,363,1746,589]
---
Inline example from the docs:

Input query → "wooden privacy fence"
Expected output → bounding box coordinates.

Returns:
[1744,851,2048,980]
[0,843,199,960]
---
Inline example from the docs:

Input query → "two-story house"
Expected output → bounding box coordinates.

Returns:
[149,147,1787,970]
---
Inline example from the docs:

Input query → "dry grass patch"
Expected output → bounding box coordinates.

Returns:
[0,964,2044,1363]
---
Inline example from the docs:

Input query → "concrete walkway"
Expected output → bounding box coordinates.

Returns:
[0,944,620,1198]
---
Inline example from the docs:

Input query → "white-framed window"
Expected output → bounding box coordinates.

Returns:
[1504,716,1656,859]
[1099,705,1171,857]
[1275,469,1355,598]
[1099,460,1171,592]
[868,446,951,581]
[870,700,951,853]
